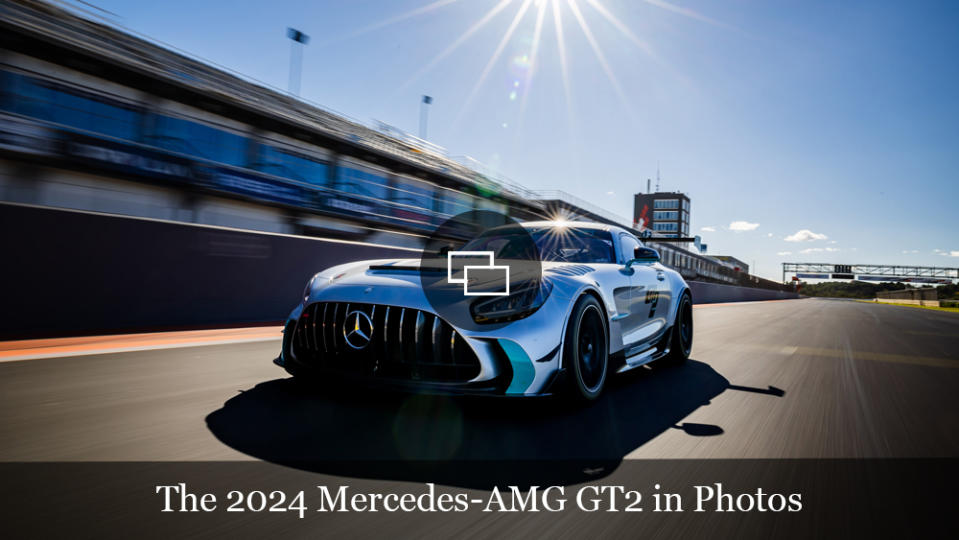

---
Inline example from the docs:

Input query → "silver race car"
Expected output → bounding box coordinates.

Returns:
[276,221,692,400]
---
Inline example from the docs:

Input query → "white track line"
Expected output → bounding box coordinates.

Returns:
[0,336,282,363]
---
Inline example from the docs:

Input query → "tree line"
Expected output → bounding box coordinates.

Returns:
[798,281,959,299]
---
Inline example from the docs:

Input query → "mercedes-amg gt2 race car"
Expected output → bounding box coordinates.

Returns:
[275,221,693,400]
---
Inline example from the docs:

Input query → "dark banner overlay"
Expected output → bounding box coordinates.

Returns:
[1,460,955,539]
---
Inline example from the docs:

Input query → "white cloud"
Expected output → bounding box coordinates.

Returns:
[606,191,615,195]
[829,240,838,244]
[940,250,959,257]
[902,249,919,254]
[729,220,760,232]
[799,247,838,254]
[777,251,792,256]
[701,226,716,232]
[767,233,773,238]
[785,229,828,242]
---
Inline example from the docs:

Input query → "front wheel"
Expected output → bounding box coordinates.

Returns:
[665,291,693,364]
[564,295,609,401]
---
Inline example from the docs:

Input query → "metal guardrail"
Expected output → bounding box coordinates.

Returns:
[372,121,448,159]
[529,189,635,230]
[445,155,541,200]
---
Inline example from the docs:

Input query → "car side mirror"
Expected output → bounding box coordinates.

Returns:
[626,247,660,268]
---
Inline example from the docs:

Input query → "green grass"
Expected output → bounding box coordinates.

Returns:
[856,300,959,313]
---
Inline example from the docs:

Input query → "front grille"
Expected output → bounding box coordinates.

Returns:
[291,302,481,383]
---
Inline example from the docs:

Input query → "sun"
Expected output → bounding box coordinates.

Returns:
[343,0,728,133]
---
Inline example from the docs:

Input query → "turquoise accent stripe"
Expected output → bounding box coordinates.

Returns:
[499,339,536,395]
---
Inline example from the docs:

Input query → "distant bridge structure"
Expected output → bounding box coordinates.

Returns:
[782,263,959,284]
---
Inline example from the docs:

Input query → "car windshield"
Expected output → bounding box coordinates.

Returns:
[461,226,616,264]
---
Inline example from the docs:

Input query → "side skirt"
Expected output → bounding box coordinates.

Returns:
[616,325,673,374]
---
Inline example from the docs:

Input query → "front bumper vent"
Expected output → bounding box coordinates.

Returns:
[291,302,481,383]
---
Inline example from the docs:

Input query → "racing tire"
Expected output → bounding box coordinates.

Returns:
[564,295,609,401]
[665,291,693,364]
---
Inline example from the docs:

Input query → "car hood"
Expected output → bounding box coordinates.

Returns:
[361,259,599,274]
[305,258,600,306]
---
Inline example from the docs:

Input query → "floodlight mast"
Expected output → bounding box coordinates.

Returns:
[287,28,310,96]
[420,95,433,140]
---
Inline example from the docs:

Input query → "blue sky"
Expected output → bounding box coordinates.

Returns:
[88,0,959,280]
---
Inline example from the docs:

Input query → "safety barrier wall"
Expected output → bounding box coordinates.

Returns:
[0,203,418,339]
[1,204,798,339]
[688,280,800,304]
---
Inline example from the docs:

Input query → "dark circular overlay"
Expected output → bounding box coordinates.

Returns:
[419,210,543,332]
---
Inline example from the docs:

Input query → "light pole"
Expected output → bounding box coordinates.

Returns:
[287,27,310,96]
[419,95,433,140]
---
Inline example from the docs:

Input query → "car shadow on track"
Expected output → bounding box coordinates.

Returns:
[206,360,768,488]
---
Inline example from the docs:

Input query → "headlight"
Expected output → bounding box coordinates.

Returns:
[470,279,553,324]
[303,274,318,301]
[303,270,347,301]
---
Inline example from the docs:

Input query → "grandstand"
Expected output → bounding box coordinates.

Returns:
[0,0,787,290]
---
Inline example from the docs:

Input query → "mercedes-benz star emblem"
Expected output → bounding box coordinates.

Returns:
[343,310,374,350]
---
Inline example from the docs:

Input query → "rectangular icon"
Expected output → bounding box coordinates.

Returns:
[447,251,510,297]
[447,251,494,284]
[463,265,510,296]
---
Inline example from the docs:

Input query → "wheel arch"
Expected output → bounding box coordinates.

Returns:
[559,287,610,371]
[664,281,692,330]
[678,283,692,304]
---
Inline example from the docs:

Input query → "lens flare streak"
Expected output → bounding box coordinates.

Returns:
[398,0,515,92]
[453,0,536,128]
[566,0,635,119]
[643,0,734,30]
[551,0,574,128]
[323,0,461,46]
[515,0,549,134]
[585,0,657,60]
[400,0,733,141]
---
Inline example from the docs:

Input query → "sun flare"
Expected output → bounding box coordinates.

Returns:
[356,0,730,134]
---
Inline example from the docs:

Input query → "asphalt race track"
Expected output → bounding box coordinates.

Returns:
[3,297,957,462]
[1,298,957,537]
